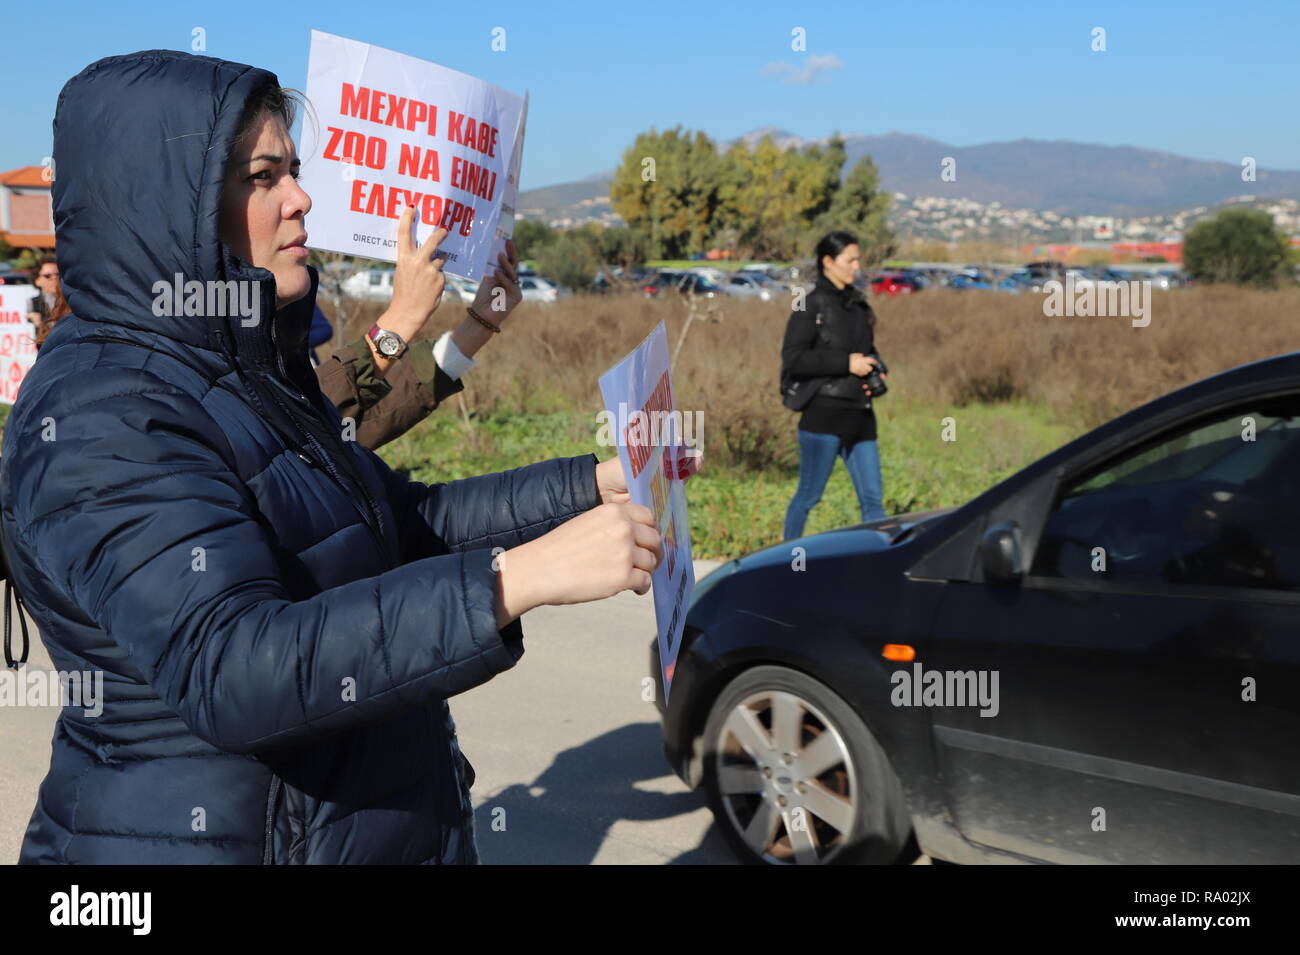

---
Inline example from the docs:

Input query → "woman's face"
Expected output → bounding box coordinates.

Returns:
[822,244,861,287]
[218,111,313,310]
[35,262,60,296]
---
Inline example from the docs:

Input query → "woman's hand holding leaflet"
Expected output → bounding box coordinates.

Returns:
[493,502,664,628]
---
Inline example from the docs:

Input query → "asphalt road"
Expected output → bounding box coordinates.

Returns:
[0,560,737,865]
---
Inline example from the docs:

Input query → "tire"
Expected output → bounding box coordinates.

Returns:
[701,665,914,865]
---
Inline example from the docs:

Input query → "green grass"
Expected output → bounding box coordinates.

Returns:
[0,388,1073,560]
[377,396,1075,559]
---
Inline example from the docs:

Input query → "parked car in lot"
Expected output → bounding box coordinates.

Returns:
[342,267,396,301]
[690,267,729,285]
[642,271,723,299]
[616,266,655,284]
[1145,270,1183,290]
[445,274,479,303]
[518,275,569,303]
[738,267,796,294]
[642,270,684,297]
[944,272,994,290]
[869,272,922,296]
[342,267,478,304]
[653,351,1300,865]
[723,272,776,301]
[1025,260,1067,282]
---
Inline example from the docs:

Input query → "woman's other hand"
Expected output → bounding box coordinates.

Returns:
[595,456,631,504]
[384,205,449,340]
[596,447,703,505]
[471,238,522,323]
[849,352,878,376]
[494,503,664,626]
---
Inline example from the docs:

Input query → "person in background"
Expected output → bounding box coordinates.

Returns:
[307,304,332,366]
[26,255,63,343]
[780,230,888,540]
[315,240,523,451]
[33,286,71,350]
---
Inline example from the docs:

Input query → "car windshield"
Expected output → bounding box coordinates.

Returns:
[1071,408,1300,496]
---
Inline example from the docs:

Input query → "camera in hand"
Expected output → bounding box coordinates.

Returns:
[863,366,888,398]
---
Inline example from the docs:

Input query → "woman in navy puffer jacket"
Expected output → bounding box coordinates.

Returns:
[0,50,664,864]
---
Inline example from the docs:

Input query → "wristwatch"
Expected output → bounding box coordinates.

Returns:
[366,324,408,359]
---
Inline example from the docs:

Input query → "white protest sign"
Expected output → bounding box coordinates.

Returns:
[0,285,39,404]
[298,30,528,281]
[598,321,696,701]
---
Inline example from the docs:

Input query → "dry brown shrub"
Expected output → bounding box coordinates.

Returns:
[318,284,1300,468]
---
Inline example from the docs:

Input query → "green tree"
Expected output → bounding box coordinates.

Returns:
[1183,207,1291,287]
[512,218,556,260]
[588,225,649,270]
[533,230,601,291]
[610,127,726,259]
[814,155,894,265]
[714,134,846,260]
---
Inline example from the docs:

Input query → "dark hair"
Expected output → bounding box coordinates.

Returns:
[234,84,308,147]
[35,253,58,277]
[815,230,859,275]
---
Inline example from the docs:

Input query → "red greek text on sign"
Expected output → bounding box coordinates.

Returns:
[340,83,438,136]
[347,180,476,236]
[623,370,675,480]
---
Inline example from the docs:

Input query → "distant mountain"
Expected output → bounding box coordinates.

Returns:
[841,133,1300,216]
[517,131,1300,223]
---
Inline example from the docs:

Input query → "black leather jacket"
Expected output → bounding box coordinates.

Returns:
[780,275,884,408]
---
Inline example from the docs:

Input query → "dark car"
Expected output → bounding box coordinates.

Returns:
[653,352,1300,864]
[642,271,683,297]
[1025,260,1067,281]
[0,269,33,285]
[643,271,722,299]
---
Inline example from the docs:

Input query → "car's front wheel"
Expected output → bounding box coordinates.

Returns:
[701,665,914,865]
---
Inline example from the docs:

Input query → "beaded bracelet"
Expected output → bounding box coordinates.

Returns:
[466,305,502,334]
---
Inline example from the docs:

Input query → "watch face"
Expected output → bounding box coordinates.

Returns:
[378,334,400,356]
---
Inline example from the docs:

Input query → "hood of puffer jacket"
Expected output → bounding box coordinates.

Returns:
[51,49,316,366]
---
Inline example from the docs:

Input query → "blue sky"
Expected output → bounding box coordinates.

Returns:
[5,0,1297,190]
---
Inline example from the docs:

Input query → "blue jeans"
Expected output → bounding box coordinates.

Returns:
[783,430,886,540]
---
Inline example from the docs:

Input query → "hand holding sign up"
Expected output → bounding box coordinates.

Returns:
[469,238,523,325]
[379,206,449,342]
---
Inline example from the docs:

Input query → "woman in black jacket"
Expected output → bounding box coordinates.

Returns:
[1,50,669,865]
[780,231,888,540]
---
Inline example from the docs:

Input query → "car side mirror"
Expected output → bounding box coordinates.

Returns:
[979,521,1024,583]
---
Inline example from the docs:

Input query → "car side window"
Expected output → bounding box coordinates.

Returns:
[1030,395,1300,592]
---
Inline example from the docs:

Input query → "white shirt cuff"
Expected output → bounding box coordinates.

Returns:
[432,331,476,380]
